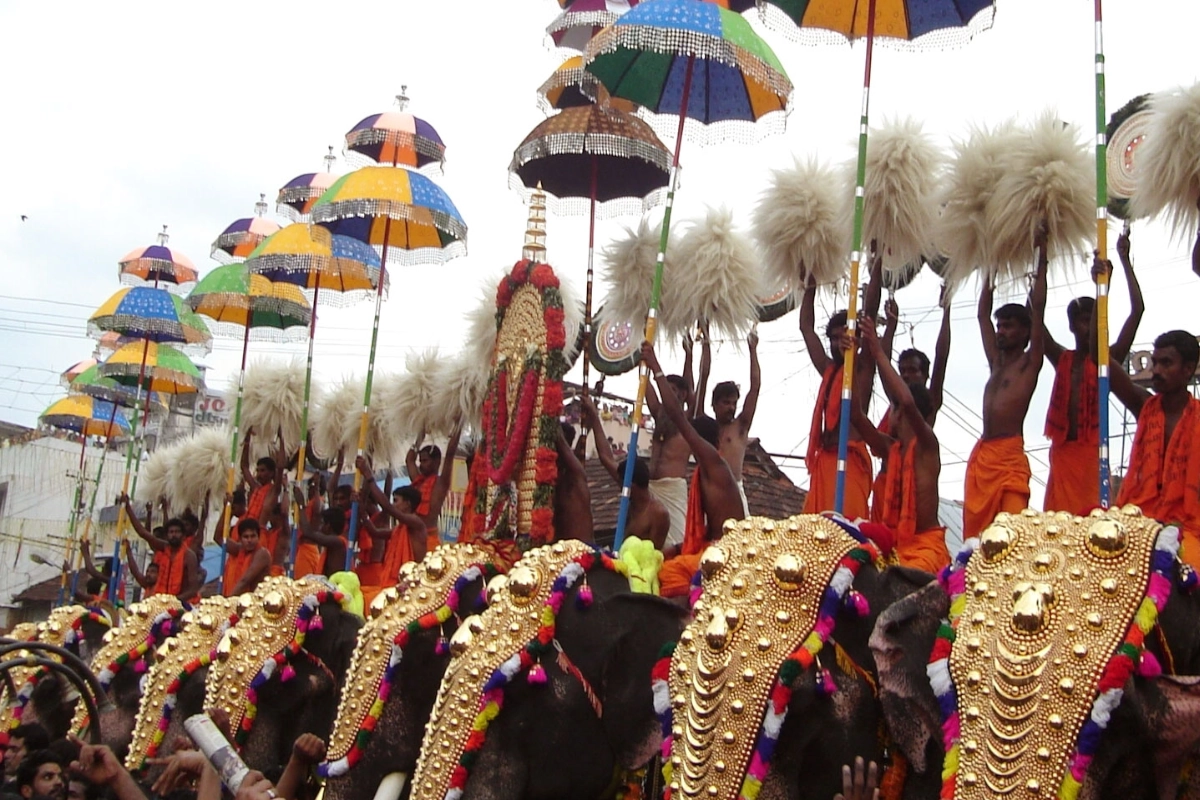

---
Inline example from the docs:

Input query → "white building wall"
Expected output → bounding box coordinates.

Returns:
[0,434,128,614]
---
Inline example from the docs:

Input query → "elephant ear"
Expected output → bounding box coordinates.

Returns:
[868,580,948,774]
[1142,676,1200,796]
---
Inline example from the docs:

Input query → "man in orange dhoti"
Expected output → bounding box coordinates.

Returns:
[964,226,1048,539]
[356,460,428,607]
[406,433,461,555]
[1042,235,1144,514]
[799,265,887,518]
[1111,330,1200,569]
[853,319,950,574]
[642,343,746,599]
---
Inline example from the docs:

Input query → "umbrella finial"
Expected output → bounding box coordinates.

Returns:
[522,184,547,263]
[158,225,170,246]
[324,146,336,173]
[395,86,409,112]
[255,193,268,217]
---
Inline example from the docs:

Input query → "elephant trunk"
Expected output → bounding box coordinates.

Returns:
[372,772,407,800]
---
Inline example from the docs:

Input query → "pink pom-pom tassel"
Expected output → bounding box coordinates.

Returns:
[527,664,547,685]
[1138,650,1163,678]
[576,584,594,609]
[280,665,297,682]
[308,614,324,632]
[844,590,870,617]
[816,667,837,696]
[133,659,148,674]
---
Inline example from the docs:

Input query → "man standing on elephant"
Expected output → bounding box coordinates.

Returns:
[963,225,1047,539]
[642,342,745,598]
[645,370,694,552]
[1109,329,1200,570]
[852,319,949,574]
[1041,233,1143,514]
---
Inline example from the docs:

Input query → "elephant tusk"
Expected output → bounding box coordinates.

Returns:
[372,772,408,800]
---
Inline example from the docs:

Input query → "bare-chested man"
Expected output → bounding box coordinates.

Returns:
[553,422,594,542]
[581,397,669,548]
[1041,231,1143,514]
[852,319,949,574]
[799,255,885,517]
[642,341,746,598]
[963,225,1048,538]
[697,328,760,515]
[645,371,694,551]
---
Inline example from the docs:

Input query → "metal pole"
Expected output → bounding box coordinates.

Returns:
[1093,0,1112,508]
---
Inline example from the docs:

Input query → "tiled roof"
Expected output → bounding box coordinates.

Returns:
[587,439,807,543]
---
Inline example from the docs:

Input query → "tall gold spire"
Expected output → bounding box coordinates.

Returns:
[522,183,547,263]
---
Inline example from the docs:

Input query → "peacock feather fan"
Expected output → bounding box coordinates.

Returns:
[986,112,1094,283]
[752,158,850,293]
[671,206,762,341]
[858,118,944,275]
[1131,82,1200,238]
[935,120,1022,290]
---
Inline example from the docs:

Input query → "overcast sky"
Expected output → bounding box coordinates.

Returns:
[2,0,1198,506]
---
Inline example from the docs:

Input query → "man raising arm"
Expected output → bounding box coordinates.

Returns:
[709,328,761,515]
[962,225,1048,538]
[582,397,669,549]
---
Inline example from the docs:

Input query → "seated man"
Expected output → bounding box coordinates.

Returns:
[228,519,272,596]
[642,342,746,598]
[293,488,350,581]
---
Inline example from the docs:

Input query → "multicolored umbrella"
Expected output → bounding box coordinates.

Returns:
[96,331,133,354]
[245,223,385,307]
[211,195,281,264]
[510,103,671,395]
[277,148,339,223]
[536,56,637,115]
[751,0,993,514]
[547,0,640,52]
[187,265,312,342]
[311,166,467,265]
[344,90,446,173]
[99,341,203,395]
[117,227,199,293]
[582,0,792,546]
[61,359,97,386]
[88,286,213,355]
[314,113,467,570]
[64,363,168,411]
[40,395,131,437]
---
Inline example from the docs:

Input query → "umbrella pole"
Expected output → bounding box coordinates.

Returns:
[109,338,152,604]
[347,221,393,571]
[288,276,321,578]
[1093,0,1112,508]
[581,157,597,413]
[833,0,878,515]
[614,54,695,550]
[216,323,252,594]
[78,406,121,602]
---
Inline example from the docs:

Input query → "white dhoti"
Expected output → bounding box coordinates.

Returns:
[649,476,688,549]
[736,480,749,516]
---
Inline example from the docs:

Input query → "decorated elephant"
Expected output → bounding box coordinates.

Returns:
[410,540,689,800]
[201,575,361,774]
[0,605,115,741]
[58,594,187,752]
[320,544,500,800]
[659,514,936,800]
[870,507,1200,800]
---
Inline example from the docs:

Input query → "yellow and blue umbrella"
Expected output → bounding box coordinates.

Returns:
[99,341,202,395]
[40,395,131,437]
[245,223,385,306]
[64,362,168,412]
[88,286,213,355]
[582,0,791,546]
[117,227,199,294]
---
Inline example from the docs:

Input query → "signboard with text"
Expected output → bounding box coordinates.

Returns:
[194,391,232,428]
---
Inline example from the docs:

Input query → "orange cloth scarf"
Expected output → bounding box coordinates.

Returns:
[381,524,416,588]
[1044,350,1098,446]
[1117,394,1200,568]
[876,441,914,536]
[680,470,707,557]
[962,436,1031,539]
[807,364,842,468]
[153,546,187,597]
[246,483,271,523]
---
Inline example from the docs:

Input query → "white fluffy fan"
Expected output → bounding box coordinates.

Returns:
[463,275,501,372]
[429,355,489,435]
[168,427,232,513]
[936,120,1022,289]
[598,218,679,331]
[135,442,175,504]
[556,272,585,365]
[311,378,395,466]
[1131,82,1200,237]
[986,112,1094,282]
[379,350,442,447]
[671,206,762,341]
[858,118,944,273]
[752,158,850,292]
[238,360,311,456]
